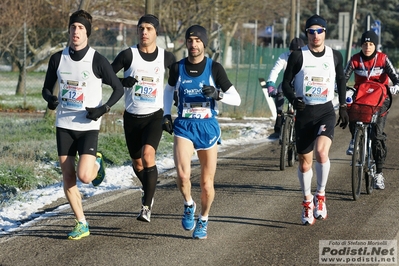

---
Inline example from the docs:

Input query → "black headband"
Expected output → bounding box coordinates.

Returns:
[69,16,92,37]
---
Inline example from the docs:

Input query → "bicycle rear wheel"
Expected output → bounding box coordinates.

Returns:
[352,127,365,200]
[280,116,292,171]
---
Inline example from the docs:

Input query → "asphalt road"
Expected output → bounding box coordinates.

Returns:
[2,98,399,266]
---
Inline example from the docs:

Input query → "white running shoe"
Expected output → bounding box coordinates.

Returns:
[137,205,151,222]
[313,194,327,220]
[346,139,354,156]
[140,188,154,208]
[301,200,315,225]
[374,173,385,189]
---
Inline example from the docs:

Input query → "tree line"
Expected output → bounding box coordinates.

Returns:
[1,0,398,95]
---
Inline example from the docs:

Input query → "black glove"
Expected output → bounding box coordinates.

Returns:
[336,105,349,129]
[292,97,306,111]
[202,86,218,100]
[173,91,178,107]
[85,105,109,121]
[122,77,138,87]
[42,88,59,110]
[162,115,173,134]
[47,95,59,110]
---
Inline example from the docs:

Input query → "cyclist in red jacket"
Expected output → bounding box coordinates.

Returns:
[344,30,399,189]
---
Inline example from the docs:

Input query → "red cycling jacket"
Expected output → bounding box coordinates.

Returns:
[345,51,399,89]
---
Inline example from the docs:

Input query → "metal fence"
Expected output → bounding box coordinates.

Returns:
[2,26,398,117]
[0,45,285,118]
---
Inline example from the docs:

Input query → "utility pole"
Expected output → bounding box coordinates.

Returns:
[282,18,288,48]
[146,0,154,14]
[296,0,300,38]
[78,0,90,10]
[290,0,296,43]
[346,0,358,63]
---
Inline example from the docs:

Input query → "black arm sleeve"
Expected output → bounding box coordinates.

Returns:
[164,50,176,70]
[211,61,233,92]
[343,57,354,84]
[93,52,124,107]
[333,49,346,105]
[167,61,180,86]
[42,51,62,101]
[282,50,302,104]
[385,57,399,86]
[111,48,133,73]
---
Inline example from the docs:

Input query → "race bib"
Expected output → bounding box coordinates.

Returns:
[303,75,329,103]
[132,77,157,103]
[182,102,212,119]
[61,80,87,110]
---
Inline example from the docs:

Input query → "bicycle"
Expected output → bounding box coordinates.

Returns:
[348,82,392,200]
[351,120,376,200]
[258,77,297,170]
[279,101,297,171]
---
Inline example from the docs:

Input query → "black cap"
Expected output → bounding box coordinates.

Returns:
[185,25,208,47]
[289,37,305,51]
[361,30,378,46]
[138,14,159,33]
[305,14,327,30]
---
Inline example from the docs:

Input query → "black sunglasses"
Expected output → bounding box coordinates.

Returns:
[306,28,325,35]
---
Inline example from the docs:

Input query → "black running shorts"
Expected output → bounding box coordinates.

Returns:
[294,101,336,154]
[123,108,163,159]
[56,127,99,156]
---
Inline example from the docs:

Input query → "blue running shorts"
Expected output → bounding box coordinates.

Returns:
[174,117,221,150]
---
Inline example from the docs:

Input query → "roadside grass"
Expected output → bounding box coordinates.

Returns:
[0,112,243,208]
[0,113,242,193]
[0,71,253,205]
[0,116,61,196]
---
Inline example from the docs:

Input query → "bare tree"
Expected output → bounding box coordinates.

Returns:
[0,0,72,95]
[155,0,291,62]
[0,0,306,98]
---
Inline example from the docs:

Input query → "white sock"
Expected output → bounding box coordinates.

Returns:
[316,159,330,192]
[78,218,87,224]
[298,167,313,196]
[199,215,208,221]
[184,198,194,206]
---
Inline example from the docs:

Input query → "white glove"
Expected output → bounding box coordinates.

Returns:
[390,85,399,95]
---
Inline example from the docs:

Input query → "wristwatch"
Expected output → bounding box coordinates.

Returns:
[340,103,347,108]
[218,91,224,101]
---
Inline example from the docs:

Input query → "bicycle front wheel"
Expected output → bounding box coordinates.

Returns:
[280,116,292,171]
[352,127,365,200]
[287,118,296,167]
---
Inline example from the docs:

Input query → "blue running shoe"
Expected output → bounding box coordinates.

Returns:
[182,202,196,231]
[67,220,90,240]
[192,219,208,239]
[92,152,105,186]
